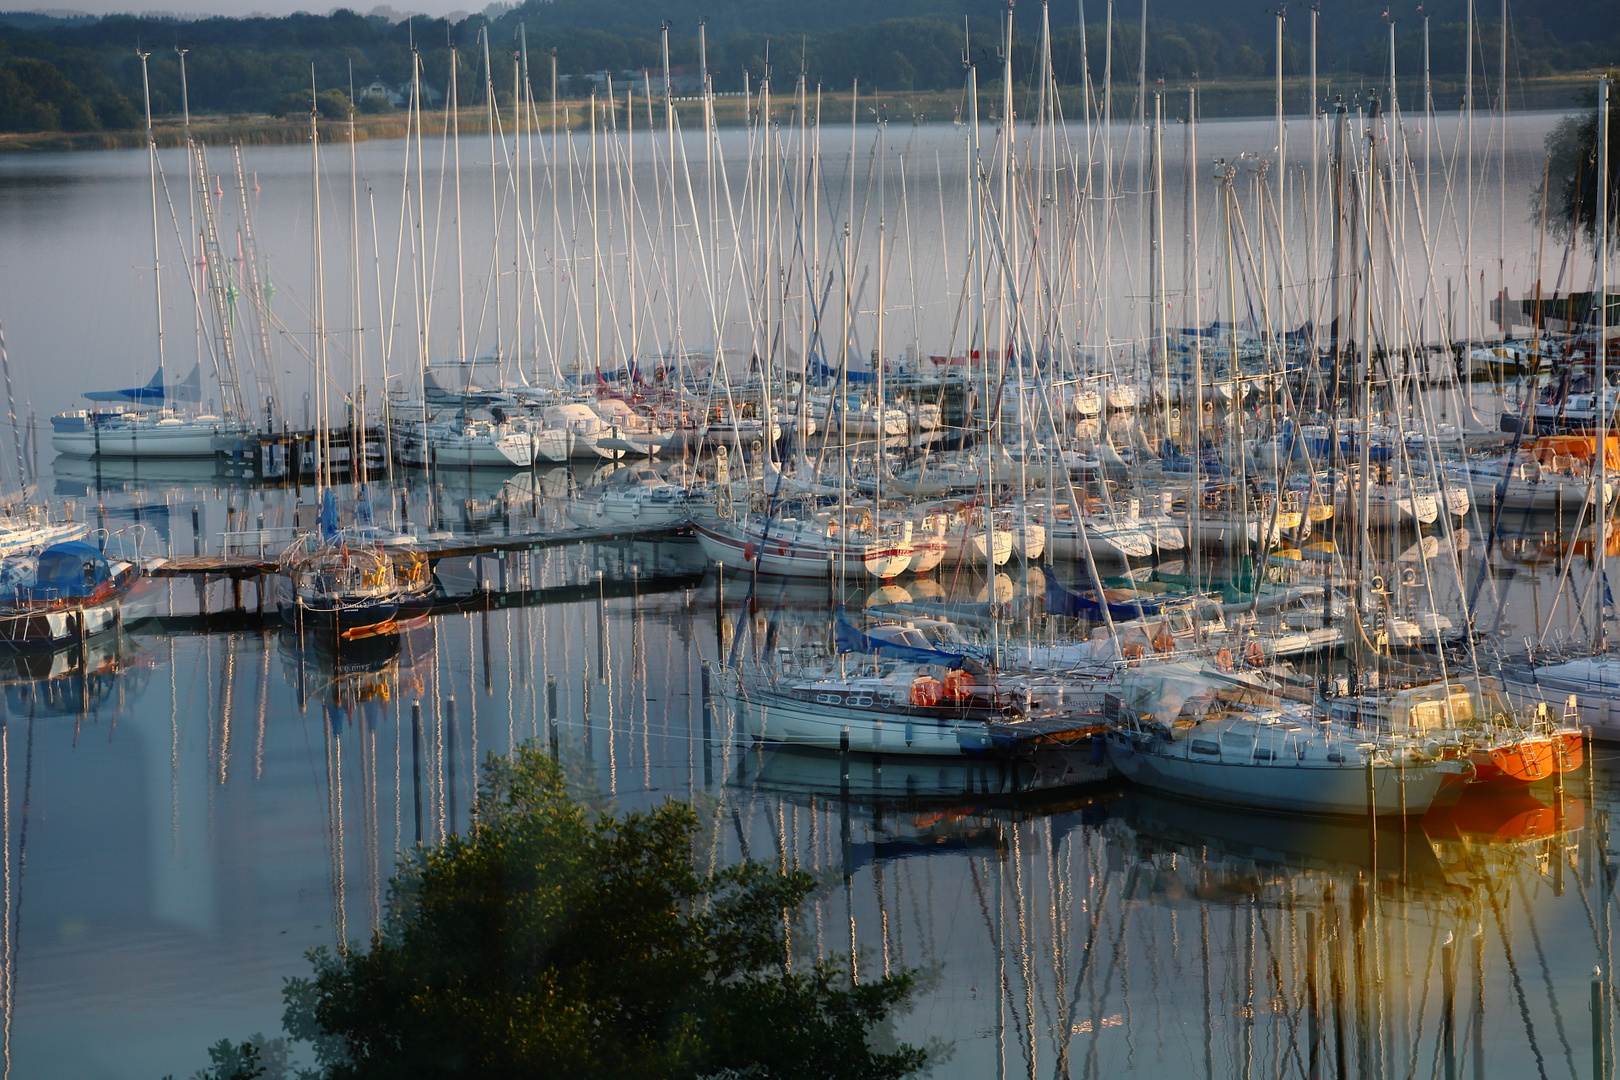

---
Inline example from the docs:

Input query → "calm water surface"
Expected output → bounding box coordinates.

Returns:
[0,458,1603,1080]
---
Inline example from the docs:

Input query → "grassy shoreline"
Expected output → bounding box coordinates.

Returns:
[0,74,1593,153]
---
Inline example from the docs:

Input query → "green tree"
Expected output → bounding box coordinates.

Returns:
[275,744,928,1080]
[1538,72,1620,245]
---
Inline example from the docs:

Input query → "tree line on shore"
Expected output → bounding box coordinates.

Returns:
[0,0,1615,136]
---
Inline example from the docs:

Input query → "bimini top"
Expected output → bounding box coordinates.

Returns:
[32,541,112,598]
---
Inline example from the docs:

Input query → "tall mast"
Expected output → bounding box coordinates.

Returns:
[481,26,504,371]
[138,50,166,376]
[662,25,678,359]
[1136,0,1147,278]
[590,87,601,372]
[514,32,527,379]
[1188,85,1202,579]
[1465,0,1475,348]
[700,21,716,344]
[1277,11,1287,353]
[1424,15,1432,341]
[550,47,559,379]
[449,44,466,366]
[1152,92,1167,441]
[349,62,365,483]
[1498,0,1508,339]
[311,70,329,493]
[966,51,998,661]
[178,46,199,383]
[1001,0,1015,377]
[1599,75,1610,643]
[1309,6,1319,365]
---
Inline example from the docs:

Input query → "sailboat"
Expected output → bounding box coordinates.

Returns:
[0,540,143,650]
[59,55,252,459]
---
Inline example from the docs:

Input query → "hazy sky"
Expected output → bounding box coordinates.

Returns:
[0,1,474,21]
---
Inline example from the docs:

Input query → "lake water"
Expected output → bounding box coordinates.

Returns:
[0,103,1616,1079]
[0,455,1603,1079]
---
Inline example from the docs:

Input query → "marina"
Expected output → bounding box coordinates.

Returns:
[0,10,1616,1077]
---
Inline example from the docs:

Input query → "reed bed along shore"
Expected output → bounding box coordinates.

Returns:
[0,73,1594,154]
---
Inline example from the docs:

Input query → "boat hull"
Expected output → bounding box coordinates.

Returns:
[723,682,978,755]
[0,598,123,651]
[693,519,912,580]
[52,422,239,459]
[1105,731,1444,816]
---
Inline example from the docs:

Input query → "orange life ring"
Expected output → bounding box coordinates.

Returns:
[1153,629,1174,653]
[910,677,943,707]
[942,670,974,702]
[1216,648,1234,671]
[1245,642,1265,667]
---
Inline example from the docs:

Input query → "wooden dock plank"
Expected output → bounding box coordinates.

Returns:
[143,524,692,578]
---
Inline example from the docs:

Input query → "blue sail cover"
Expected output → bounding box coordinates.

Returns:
[834,609,966,667]
[809,357,877,385]
[83,364,202,405]
[1043,567,1164,620]
[30,541,110,599]
[319,489,340,542]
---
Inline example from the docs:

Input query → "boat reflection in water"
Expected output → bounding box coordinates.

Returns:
[282,620,436,724]
[0,630,157,719]
[732,738,1600,1078]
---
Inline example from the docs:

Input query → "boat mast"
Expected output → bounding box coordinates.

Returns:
[662,25,680,365]
[481,26,505,374]
[590,86,601,373]
[311,70,330,495]
[1465,0,1474,349]
[349,64,365,487]
[550,47,560,380]
[1189,85,1202,580]
[138,50,166,382]
[966,38,998,658]
[1152,92,1167,443]
[1499,0,1508,340]
[178,46,200,387]
[1598,74,1610,645]
[449,43,466,370]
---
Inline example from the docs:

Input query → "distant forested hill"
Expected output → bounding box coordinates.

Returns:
[0,0,1614,134]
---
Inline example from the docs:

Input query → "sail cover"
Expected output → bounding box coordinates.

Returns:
[834,609,967,667]
[83,363,202,405]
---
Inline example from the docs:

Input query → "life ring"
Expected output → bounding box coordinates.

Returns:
[1152,629,1174,653]
[1245,642,1265,667]
[1216,648,1234,671]
[910,676,943,707]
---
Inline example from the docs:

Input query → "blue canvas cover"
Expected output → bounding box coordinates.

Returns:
[834,608,967,667]
[31,542,110,599]
[82,363,202,405]
[1043,566,1164,621]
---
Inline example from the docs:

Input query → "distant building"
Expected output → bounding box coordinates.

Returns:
[358,79,445,108]
[580,65,705,96]
[358,80,403,107]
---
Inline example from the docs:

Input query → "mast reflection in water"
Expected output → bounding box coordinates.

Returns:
[733,738,1607,1079]
[0,461,1609,1080]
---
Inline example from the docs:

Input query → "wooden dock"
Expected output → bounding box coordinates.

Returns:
[143,523,693,580]
[127,566,705,635]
